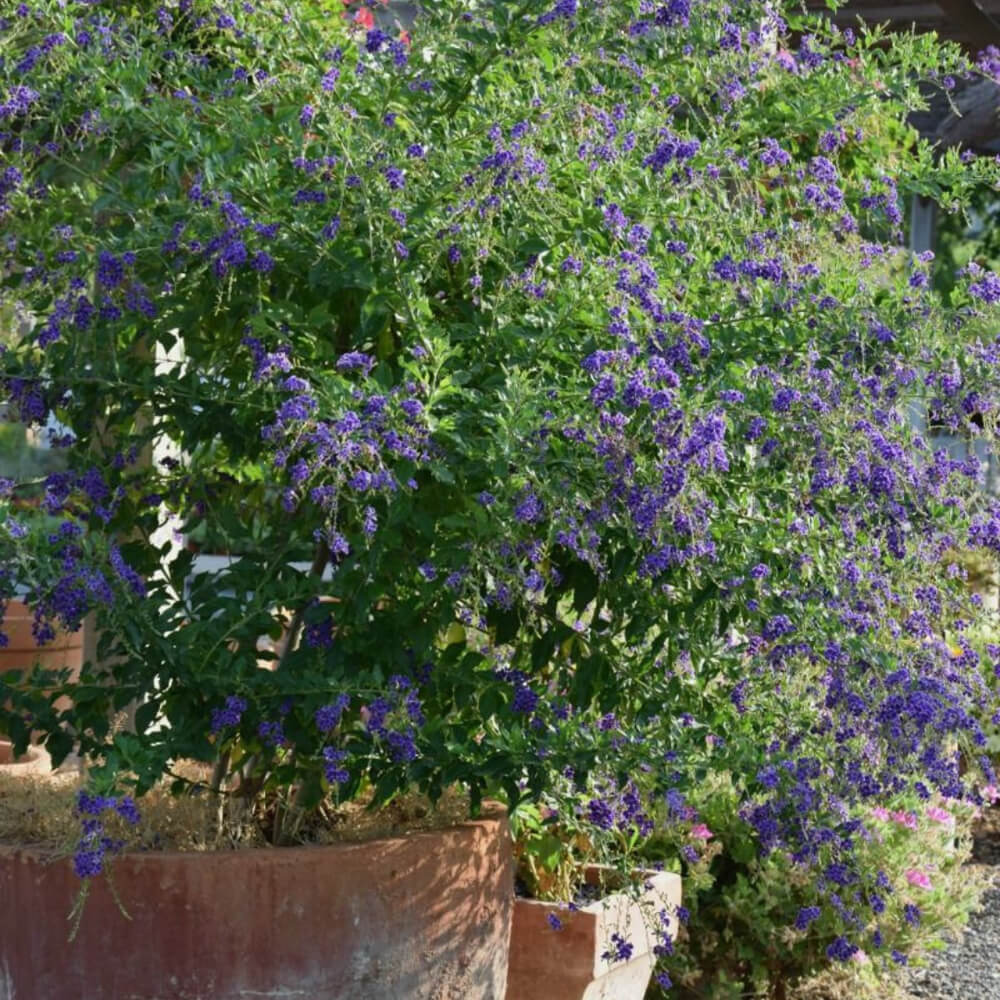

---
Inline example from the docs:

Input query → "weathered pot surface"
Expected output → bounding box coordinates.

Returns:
[0,802,513,1000]
[0,599,84,727]
[0,739,50,775]
[506,865,682,1000]
[0,599,84,675]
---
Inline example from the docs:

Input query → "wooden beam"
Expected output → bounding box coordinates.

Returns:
[923,77,1000,149]
[928,0,1000,43]
[816,4,948,21]
[807,0,1000,47]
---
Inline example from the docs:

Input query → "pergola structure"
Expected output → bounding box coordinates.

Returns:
[807,0,1000,52]
[805,0,1000,155]
[804,0,1000,505]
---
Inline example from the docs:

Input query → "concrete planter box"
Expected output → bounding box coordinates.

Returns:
[0,803,513,1000]
[506,866,681,1000]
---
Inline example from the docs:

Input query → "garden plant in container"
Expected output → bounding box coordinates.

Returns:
[3,0,1000,997]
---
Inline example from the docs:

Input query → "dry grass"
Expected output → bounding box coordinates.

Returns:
[791,966,913,1000]
[0,761,472,854]
[0,768,83,850]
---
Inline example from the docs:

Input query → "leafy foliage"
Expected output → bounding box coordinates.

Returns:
[2,0,1000,991]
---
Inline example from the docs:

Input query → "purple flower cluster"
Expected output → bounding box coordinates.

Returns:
[243,337,432,558]
[211,695,248,733]
[72,789,140,879]
[2,3,1000,986]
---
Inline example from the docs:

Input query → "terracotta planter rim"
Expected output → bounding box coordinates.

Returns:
[505,864,681,999]
[517,862,675,914]
[1,798,514,999]
[0,739,48,769]
[0,800,508,863]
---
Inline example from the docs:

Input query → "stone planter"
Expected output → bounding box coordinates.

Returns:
[0,803,513,1000]
[506,866,681,1000]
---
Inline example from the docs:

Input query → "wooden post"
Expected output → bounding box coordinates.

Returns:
[909,195,937,256]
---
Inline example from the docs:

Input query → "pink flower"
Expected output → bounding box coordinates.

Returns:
[689,824,714,840]
[891,810,918,830]
[984,785,999,804]
[870,806,890,822]
[926,806,954,826]
[905,869,932,890]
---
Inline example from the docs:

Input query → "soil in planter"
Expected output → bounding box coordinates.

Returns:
[515,866,669,909]
[515,876,604,903]
[0,761,471,854]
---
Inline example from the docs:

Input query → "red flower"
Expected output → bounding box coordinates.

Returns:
[342,0,376,30]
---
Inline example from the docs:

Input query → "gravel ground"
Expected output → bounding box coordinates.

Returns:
[906,811,1000,1000]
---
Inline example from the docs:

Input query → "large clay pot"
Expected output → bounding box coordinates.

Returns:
[0,739,50,776]
[0,600,83,720]
[0,803,513,1000]
[506,866,682,1000]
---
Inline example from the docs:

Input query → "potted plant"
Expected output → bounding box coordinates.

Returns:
[3,0,1000,997]
[0,519,84,739]
[507,801,681,1000]
[507,865,681,1000]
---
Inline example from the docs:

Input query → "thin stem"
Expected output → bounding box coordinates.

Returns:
[441,0,541,119]
[276,541,330,672]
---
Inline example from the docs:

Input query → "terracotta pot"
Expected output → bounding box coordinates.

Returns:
[0,739,50,776]
[505,866,682,1000]
[0,599,84,721]
[0,803,513,1000]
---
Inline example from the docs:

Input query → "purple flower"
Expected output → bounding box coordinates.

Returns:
[323,747,349,784]
[321,68,340,92]
[116,796,141,825]
[365,28,389,53]
[96,250,124,289]
[969,272,1000,304]
[514,492,543,523]
[321,216,341,241]
[336,351,375,374]
[277,395,316,424]
[511,685,539,714]
[601,932,634,964]
[73,849,105,878]
[211,695,247,733]
[761,615,795,640]
[587,798,615,830]
[386,729,418,762]
[109,545,146,597]
[258,719,287,748]
[251,251,275,273]
[826,936,858,962]
[760,138,791,168]
[316,694,350,733]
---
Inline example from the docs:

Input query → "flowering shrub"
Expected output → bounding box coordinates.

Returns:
[644,777,984,996]
[3,0,1000,988]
